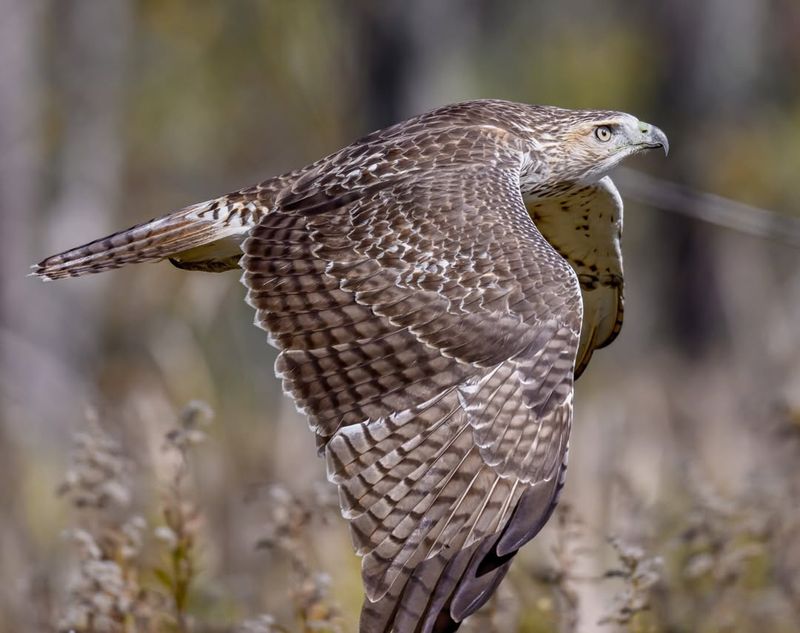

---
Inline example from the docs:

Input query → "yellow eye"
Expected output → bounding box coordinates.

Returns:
[594,125,613,142]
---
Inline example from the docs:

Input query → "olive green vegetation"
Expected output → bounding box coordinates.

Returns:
[1,1,799,632]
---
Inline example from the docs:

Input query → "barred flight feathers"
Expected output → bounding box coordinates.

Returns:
[242,123,582,632]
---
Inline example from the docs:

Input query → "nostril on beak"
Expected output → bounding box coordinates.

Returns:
[638,121,669,156]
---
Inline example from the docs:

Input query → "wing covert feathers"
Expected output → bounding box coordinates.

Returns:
[242,123,582,632]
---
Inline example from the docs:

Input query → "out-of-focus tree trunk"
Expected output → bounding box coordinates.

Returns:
[350,0,480,129]
[650,0,766,355]
[43,0,133,363]
[1,0,133,444]
[0,3,46,629]
[0,0,44,392]
[46,0,132,258]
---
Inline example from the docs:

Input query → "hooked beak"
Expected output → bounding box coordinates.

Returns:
[636,121,669,156]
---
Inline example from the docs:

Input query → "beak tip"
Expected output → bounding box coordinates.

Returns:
[650,125,669,157]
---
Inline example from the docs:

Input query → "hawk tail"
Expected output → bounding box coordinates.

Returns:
[33,197,255,281]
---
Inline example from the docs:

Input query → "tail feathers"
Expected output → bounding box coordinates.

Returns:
[33,198,254,280]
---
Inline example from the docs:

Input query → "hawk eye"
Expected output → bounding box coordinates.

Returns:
[594,125,613,142]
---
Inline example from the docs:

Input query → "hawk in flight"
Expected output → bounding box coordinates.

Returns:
[35,100,667,632]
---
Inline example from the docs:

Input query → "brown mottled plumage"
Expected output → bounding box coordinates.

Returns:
[34,100,667,633]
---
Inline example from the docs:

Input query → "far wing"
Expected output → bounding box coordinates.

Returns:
[525,176,624,377]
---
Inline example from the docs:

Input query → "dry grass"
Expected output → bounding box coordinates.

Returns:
[50,402,343,633]
[1,372,797,633]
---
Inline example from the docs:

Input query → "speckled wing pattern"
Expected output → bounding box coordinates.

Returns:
[525,176,624,376]
[241,123,583,632]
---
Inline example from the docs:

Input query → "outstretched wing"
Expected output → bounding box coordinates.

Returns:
[241,125,583,632]
[525,176,624,376]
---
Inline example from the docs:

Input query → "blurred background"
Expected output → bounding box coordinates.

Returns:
[1,1,800,632]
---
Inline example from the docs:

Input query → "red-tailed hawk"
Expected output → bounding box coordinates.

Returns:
[35,100,667,633]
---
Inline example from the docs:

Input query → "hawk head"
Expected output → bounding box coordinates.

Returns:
[523,107,669,188]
